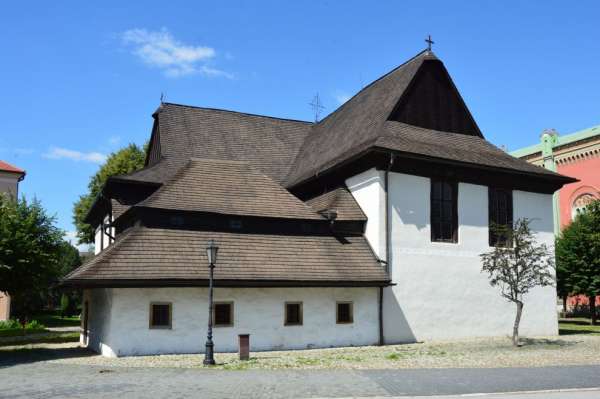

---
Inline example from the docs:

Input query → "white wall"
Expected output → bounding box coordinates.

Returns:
[82,288,116,357]
[94,215,115,255]
[346,169,386,259]
[347,169,557,343]
[85,287,379,357]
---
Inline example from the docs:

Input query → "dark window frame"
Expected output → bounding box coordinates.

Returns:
[213,302,234,327]
[488,187,513,247]
[284,302,303,326]
[430,178,458,243]
[336,302,354,324]
[149,302,172,329]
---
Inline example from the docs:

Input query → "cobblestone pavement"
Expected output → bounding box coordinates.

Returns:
[0,361,599,399]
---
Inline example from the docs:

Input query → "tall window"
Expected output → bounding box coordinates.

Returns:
[284,302,303,326]
[430,179,458,242]
[488,187,513,246]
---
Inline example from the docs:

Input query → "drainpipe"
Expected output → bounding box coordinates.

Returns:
[379,153,395,346]
[385,153,395,273]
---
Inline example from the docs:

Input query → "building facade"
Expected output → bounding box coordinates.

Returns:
[64,50,574,357]
[512,125,600,309]
[0,160,26,321]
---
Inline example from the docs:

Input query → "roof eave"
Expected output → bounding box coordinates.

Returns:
[60,278,392,289]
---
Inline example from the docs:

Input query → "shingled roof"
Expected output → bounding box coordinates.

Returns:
[150,104,313,185]
[284,50,569,187]
[63,227,388,286]
[305,187,367,221]
[138,158,322,220]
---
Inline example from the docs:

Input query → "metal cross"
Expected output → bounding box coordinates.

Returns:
[309,93,325,123]
[425,35,434,51]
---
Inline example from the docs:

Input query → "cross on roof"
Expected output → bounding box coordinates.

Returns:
[425,35,434,51]
[309,93,325,123]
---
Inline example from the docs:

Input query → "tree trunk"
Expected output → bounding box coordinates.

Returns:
[562,295,567,314]
[513,301,523,346]
[590,296,597,325]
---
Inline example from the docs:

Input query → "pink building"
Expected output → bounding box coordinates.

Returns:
[512,125,600,310]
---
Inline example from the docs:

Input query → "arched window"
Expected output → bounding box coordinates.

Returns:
[571,193,597,220]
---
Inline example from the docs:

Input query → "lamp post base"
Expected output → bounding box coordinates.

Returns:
[203,341,215,366]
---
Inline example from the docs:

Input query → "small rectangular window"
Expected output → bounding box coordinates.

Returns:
[431,179,458,242]
[213,302,234,327]
[336,302,353,324]
[284,302,303,326]
[488,187,513,247]
[149,303,172,329]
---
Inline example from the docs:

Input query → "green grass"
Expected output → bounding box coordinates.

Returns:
[0,331,79,347]
[33,313,80,328]
[0,319,48,337]
[0,328,48,338]
[559,318,600,336]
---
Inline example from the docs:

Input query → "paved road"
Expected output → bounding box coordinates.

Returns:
[1,360,599,399]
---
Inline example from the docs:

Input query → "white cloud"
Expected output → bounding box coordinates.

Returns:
[122,28,232,78]
[44,147,107,164]
[334,92,352,105]
[108,136,121,146]
[64,231,92,252]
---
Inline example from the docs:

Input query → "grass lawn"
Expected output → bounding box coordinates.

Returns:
[559,318,600,336]
[0,331,79,347]
[33,313,80,328]
[0,328,48,338]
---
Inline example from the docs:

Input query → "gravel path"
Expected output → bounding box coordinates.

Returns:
[21,335,600,370]
[1,363,599,398]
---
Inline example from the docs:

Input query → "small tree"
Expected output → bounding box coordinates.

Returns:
[481,218,555,346]
[556,200,600,324]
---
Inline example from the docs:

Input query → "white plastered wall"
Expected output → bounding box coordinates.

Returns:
[347,169,558,343]
[85,287,379,357]
[346,169,387,260]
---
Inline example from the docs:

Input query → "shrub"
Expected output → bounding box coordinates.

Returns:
[0,319,21,330]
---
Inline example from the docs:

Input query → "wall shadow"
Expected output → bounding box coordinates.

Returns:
[0,346,95,369]
[383,287,417,344]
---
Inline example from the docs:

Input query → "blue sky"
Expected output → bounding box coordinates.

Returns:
[1,1,599,247]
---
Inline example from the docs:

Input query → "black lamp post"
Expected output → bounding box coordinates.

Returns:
[203,239,218,366]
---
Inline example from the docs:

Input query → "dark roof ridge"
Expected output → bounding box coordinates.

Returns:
[314,49,435,127]
[158,102,313,125]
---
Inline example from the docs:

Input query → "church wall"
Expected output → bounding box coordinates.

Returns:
[82,288,117,357]
[90,287,379,357]
[346,169,386,260]
[346,168,558,343]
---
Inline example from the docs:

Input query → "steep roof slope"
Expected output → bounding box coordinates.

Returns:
[63,227,388,286]
[285,50,569,187]
[151,103,313,184]
[285,51,433,186]
[376,122,559,176]
[138,158,322,220]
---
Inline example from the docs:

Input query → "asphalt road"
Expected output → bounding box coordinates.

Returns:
[1,362,600,399]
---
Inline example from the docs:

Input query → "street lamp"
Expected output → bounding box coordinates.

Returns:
[203,239,219,366]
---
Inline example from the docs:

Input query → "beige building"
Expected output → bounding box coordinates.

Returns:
[0,160,25,321]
